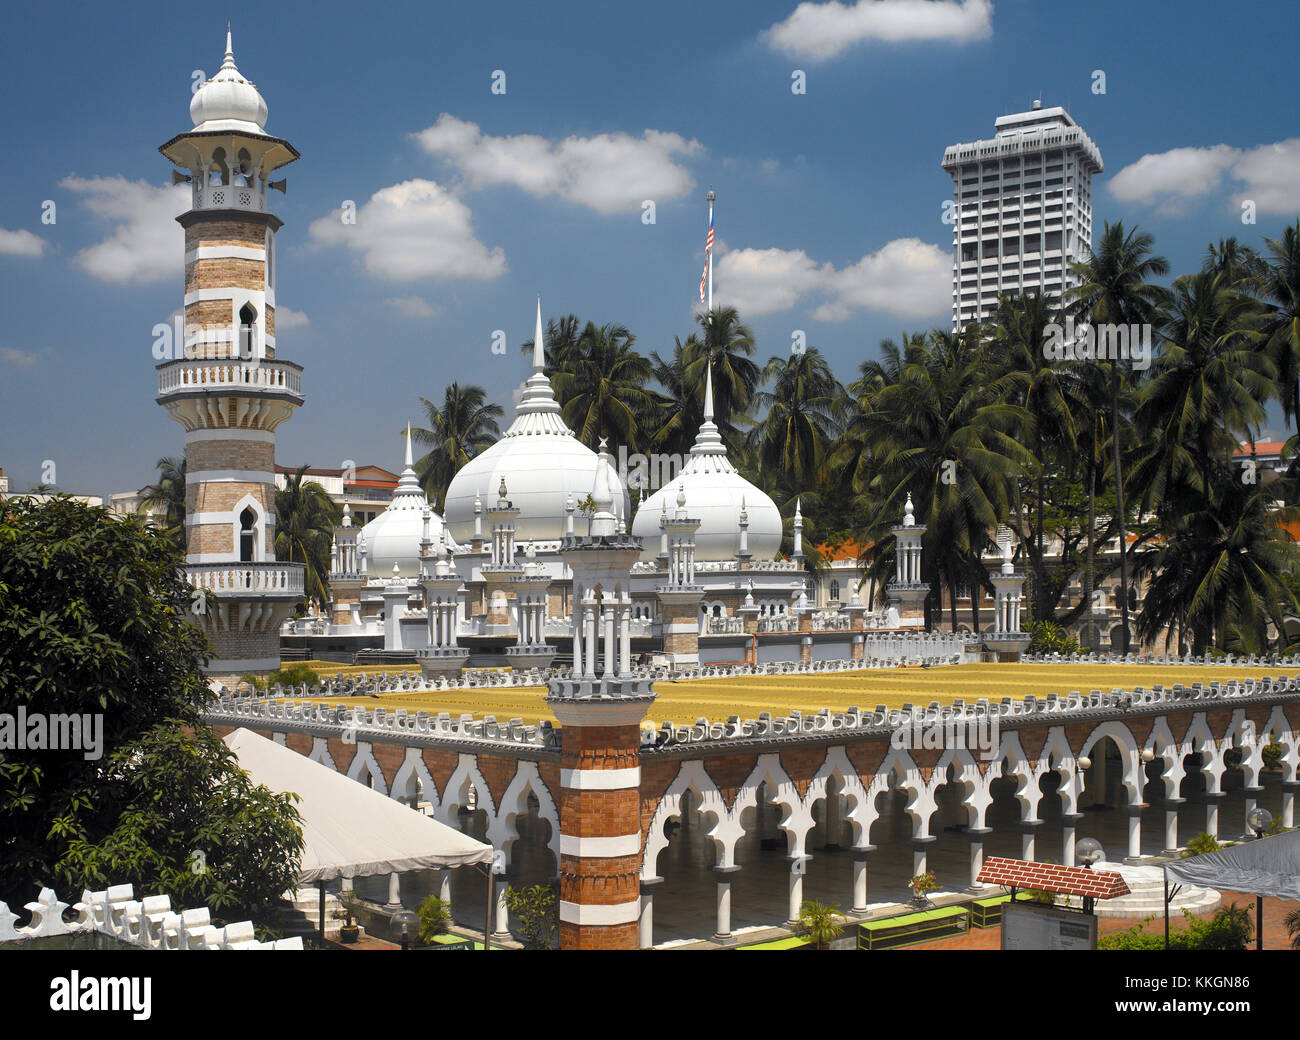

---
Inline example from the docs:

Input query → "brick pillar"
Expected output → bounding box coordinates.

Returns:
[546,694,652,950]
[800,635,812,664]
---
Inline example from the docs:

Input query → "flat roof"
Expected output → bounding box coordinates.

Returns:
[289,662,1292,728]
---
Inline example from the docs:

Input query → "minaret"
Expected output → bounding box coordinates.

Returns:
[986,534,1030,661]
[156,31,303,674]
[886,493,928,629]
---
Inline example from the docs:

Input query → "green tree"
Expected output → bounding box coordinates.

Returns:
[552,321,659,453]
[416,894,452,943]
[275,464,342,613]
[1260,222,1300,429]
[411,383,504,513]
[1067,222,1169,652]
[138,455,187,547]
[749,346,844,500]
[503,881,559,950]
[0,496,303,920]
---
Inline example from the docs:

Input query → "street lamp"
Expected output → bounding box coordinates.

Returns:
[391,909,419,951]
[1246,807,1273,951]
[1076,837,1104,915]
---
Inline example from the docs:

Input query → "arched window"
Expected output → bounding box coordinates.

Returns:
[238,303,257,360]
[239,507,256,563]
[209,147,229,186]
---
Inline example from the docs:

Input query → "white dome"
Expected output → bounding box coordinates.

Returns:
[190,33,269,134]
[360,432,457,578]
[444,299,629,543]
[631,364,782,561]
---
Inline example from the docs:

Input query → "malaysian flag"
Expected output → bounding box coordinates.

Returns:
[699,209,714,303]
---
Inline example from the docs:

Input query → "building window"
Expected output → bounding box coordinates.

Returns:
[239,303,257,360]
[830,581,840,601]
[239,507,256,563]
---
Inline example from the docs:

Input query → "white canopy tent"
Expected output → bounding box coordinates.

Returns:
[1163,829,1300,949]
[223,727,495,942]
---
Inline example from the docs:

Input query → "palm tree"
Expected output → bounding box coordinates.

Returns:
[989,292,1080,622]
[850,328,1032,631]
[411,383,503,512]
[1133,271,1272,507]
[274,465,342,612]
[1066,222,1170,653]
[552,322,659,452]
[648,335,708,458]
[1260,222,1300,428]
[696,306,761,437]
[795,900,843,949]
[1285,906,1300,951]
[521,313,584,376]
[1202,236,1267,293]
[1134,471,1299,654]
[138,456,186,547]
[749,347,844,499]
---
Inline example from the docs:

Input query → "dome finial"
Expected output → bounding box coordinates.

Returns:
[703,355,715,422]
[903,491,915,527]
[221,25,237,72]
[533,295,545,373]
[404,422,413,468]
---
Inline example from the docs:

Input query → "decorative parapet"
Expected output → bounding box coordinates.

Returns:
[0,885,302,950]
[640,674,1300,756]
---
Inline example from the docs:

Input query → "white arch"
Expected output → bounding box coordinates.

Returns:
[435,753,494,830]
[1036,726,1081,815]
[345,742,387,795]
[307,737,337,772]
[1175,711,1223,795]
[640,760,740,879]
[932,748,994,829]
[815,746,875,845]
[390,748,440,814]
[486,760,560,865]
[1079,720,1142,803]
[867,747,934,840]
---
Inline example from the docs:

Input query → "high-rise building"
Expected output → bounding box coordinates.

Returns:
[155,32,304,673]
[942,101,1103,330]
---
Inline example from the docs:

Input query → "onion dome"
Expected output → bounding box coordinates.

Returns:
[189,31,269,134]
[360,426,458,578]
[631,360,782,561]
[444,297,629,543]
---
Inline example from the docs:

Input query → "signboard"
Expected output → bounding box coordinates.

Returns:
[1001,902,1097,950]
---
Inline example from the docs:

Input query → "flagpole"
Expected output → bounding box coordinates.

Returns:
[706,187,715,313]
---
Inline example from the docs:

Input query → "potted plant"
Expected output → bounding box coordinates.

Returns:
[908,871,938,907]
[795,900,843,950]
[333,890,362,944]
[416,894,452,946]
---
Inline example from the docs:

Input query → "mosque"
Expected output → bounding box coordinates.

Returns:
[157,32,1019,678]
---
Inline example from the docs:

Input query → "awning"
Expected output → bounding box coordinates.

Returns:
[1165,829,1300,901]
[223,727,494,883]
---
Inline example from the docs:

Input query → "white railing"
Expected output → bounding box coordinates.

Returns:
[187,561,304,595]
[197,184,265,212]
[705,616,746,635]
[157,358,303,397]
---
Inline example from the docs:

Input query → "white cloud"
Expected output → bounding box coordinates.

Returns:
[764,0,992,61]
[61,176,188,284]
[714,238,950,320]
[308,179,506,282]
[385,296,438,319]
[412,115,701,215]
[0,346,46,368]
[0,228,45,257]
[275,306,310,330]
[1108,138,1300,216]
[1108,145,1238,215]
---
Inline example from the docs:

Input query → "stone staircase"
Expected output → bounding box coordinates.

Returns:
[1062,863,1221,919]
[280,887,352,938]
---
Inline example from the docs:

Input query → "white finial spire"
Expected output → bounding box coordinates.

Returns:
[533,294,545,373]
[903,492,915,527]
[221,27,238,72]
[703,356,715,422]
[404,422,413,468]
[794,497,803,523]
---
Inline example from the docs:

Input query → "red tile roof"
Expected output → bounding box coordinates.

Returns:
[976,857,1131,899]
[1233,441,1286,457]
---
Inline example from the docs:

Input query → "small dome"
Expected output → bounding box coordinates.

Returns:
[360,429,457,578]
[190,32,268,134]
[631,361,782,560]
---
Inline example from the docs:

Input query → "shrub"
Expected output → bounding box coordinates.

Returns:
[795,900,843,949]
[1099,905,1253,951]
[1027,620,1080,657]
[504,882,559,950]
[416,894,451,943]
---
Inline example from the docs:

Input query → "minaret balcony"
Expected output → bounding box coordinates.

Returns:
[186,561,305,599]
[157,357,303,403]
[194,183,267,214]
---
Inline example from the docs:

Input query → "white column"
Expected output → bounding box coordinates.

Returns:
[1206,793,1222,838]
[1283,783,1297,829]
[603,604,615,675]
[438,868,451,906]
[968,829,989,889]
[571,585,582,671]
[1126,806,1142,861]
[714,872,734,941]
[619,598,632,675]
[787,861,804,926]
[851,849,871,914]
[1062,817,1078,868]
[386,871,401,909]
[1164,802,1181,853]
[492,876,511,940]
[639,881,657,950]
[584,599,597,677]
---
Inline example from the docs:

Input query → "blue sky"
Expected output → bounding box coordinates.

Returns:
[2,0,1298,498]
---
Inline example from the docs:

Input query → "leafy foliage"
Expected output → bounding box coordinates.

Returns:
[503,881,559,950]
[795,900,843,949]
[0,496,303,921]
[1099,904,1254,950]
[416,894,452,943]
[1026,620,1081,656]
